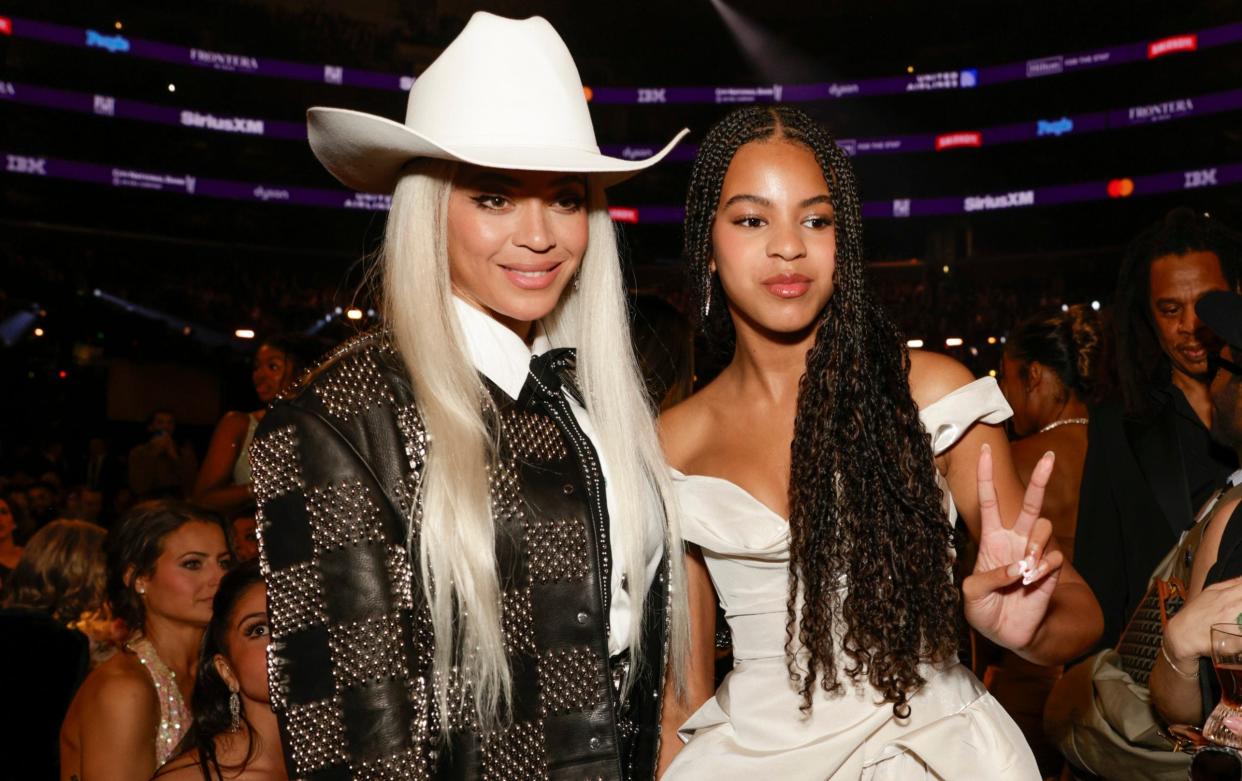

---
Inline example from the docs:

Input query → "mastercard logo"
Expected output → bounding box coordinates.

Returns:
[583,86,594,102]
[1107,178,1135,198]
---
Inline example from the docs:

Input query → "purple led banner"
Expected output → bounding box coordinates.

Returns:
[6,76,1241,161]
[4,151,1239,223]
[6,14,1242,103]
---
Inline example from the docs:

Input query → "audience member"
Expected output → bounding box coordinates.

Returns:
[193,335,313,516]
[991,304,1103,775]
[0,520,107,780]
[156,561,287,780]
[60,501,231,780]
[129,412,200,501]
[1076,208,1242,650]
[27,479,61,527]
[4,486,36,542]
[82,435,126,506]
[1151,290,1242,728]
[0,496,23,582]
[65,485,105,525]
[229,516,259,564]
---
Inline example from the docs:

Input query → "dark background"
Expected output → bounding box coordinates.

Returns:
[3,0,1240,458]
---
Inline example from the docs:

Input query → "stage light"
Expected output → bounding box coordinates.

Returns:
[346,308,364,320]
[114,20,123,30]
[58,370,68,379]
[1091,300,1101,311]
[1061,304,1069,312]
[906,65,915,74]
[235,328,255,339]
[986,336,997,345]
[709,0,826,83]
[907,339,924,348]
[942,265,950,274]
[988,369,997,377]
[167,83,176,93]
[945,337,964,347]
[182,326,192,335]
[33,327,44,337]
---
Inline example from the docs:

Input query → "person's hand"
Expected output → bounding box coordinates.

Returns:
[1165,575,1242,664]
[962,443,1064,652]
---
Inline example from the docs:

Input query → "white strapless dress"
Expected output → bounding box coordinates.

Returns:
[664,378,1040,781]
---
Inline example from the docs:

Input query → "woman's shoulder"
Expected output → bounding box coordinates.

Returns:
[74,650,158,722]
[659,378,731,471]
[907,349,977,410]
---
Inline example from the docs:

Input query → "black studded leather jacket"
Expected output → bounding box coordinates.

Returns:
[250,331,669,781]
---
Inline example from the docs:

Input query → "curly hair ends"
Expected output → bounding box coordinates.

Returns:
[684,106,960,717]
[1006,305,1103,404]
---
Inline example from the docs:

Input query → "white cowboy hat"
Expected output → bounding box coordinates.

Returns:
[308,12,688,193]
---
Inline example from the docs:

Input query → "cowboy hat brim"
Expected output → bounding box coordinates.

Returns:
[308,107,689,194]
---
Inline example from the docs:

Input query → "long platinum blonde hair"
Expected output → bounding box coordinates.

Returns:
[381,159,688,731]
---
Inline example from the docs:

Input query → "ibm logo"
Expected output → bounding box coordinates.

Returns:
[7,155,47,175]
[323,65,343,85]
[1184,168,1218,189]
[637,88,666,104]
[93,95,115,116]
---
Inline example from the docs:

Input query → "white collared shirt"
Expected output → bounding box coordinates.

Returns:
[453,296,660,655]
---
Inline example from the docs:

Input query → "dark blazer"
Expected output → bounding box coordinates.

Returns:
[1075,391,1235,650]
[250,332,668,781]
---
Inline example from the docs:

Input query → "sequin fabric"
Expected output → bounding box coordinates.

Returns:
[127,637,191,766]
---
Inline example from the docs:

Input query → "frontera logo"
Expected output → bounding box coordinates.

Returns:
[85,30,130,54]
[1036,117,1074,137]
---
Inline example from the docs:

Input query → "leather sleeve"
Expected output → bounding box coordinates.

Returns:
[1073,407,1129,653]
[250,400,424,780]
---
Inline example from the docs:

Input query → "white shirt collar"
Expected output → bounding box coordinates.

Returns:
[452,296,552,400]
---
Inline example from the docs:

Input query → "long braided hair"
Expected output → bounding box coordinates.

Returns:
[683,105,960,716]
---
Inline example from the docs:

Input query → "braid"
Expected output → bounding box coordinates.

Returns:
[683,106,960,717]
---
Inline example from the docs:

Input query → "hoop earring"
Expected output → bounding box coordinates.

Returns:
[229,690,241,732]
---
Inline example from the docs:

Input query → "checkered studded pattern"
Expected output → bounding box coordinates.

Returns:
[306,479,384,553]
[480,720,549,781]
[253,332,653,780]
[538,646,604,715]
[285,697,349,775]
[523,516,591,584]
[266,562,326,639]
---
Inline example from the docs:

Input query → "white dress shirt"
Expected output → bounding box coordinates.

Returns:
[453,296,662,655]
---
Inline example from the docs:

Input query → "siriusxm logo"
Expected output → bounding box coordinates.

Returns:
[1036,117,1073,137]
[85,30,130,54]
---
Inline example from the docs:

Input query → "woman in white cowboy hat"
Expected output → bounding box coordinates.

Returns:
[247,13,689,781]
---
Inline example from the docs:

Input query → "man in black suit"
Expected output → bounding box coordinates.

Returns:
[1076,208,1242,650]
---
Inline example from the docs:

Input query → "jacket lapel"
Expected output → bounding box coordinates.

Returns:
[1124,397,1193,535]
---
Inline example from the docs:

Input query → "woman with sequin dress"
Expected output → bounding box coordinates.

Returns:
[60,501,231,780]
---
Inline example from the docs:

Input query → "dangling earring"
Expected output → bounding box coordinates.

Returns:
[229,690,241,732]
[573,272,581,292]
[702,270,714,321]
